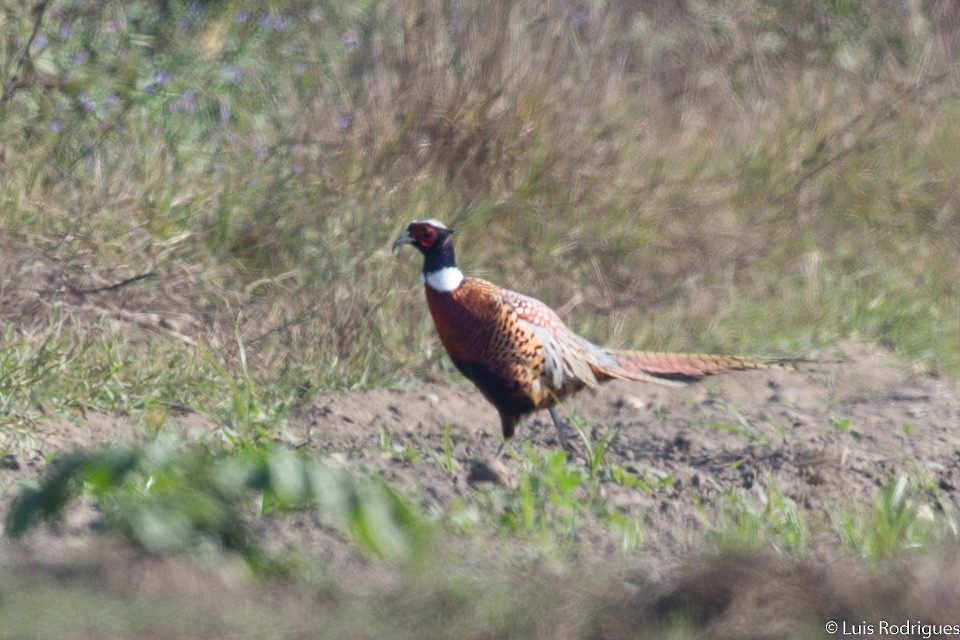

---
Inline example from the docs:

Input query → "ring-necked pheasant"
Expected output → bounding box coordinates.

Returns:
[394,219,794,449]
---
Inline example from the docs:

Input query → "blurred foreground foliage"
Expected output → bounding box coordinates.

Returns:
[4,441,427,567]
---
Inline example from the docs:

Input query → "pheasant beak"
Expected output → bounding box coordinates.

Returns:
[392,230,414,254]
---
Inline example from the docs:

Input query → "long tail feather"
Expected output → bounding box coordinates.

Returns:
[605,351,800,385]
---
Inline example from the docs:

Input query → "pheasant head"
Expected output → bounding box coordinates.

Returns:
[393,219,463,292]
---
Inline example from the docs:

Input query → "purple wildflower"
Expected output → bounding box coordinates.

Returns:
[337,113,352,130]
[176,89,197,112]
[260,14,289,31]
[220,64,242,84]
[342,30,359,50]
[146,70,172,93]
[569,10,587,26]
[50,120,60,132]
[71,50,89,66]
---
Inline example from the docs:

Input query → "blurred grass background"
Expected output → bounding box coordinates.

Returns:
[3,4,960,634]
[1,0,959,424]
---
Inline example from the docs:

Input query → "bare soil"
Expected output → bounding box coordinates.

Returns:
[2,341,960,638]
[296,342,960,562]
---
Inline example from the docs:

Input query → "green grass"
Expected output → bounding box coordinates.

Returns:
[709,481,811,556]
[705,473,959,562]
[833,474,959,562]
[1,0,960,437]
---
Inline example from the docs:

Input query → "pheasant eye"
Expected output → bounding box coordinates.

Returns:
[415,226,438,247]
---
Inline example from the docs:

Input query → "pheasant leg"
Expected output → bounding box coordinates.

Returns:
[549,406,579,453]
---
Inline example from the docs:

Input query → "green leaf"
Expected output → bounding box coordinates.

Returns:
[266,447,308,506]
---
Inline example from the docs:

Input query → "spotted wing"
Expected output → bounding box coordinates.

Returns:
[499,288,616,391]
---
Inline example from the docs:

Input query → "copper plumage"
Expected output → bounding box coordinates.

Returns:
[394,219,791,447]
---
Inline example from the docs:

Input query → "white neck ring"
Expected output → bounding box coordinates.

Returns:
[421,267,464,292]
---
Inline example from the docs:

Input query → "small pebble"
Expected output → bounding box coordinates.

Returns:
[467,458,510,486]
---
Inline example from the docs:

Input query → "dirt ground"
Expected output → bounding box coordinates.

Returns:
[295,341,960,560]
[2,341,960,638]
